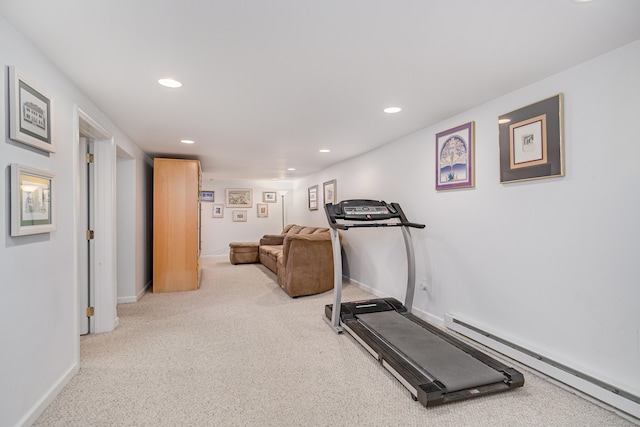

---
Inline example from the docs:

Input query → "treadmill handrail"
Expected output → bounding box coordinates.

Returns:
[330,222,425,230]
[325,200,424,332]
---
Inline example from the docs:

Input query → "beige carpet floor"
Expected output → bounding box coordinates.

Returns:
[34,257,635,426]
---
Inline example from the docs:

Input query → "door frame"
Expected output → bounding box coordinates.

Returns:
[74,106,118,342]
[78,136,94,335]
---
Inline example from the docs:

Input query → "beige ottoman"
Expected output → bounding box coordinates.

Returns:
[229,242,260,264]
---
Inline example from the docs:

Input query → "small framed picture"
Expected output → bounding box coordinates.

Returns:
[435,122,475,190]
[257,203,268,218]
[199,191,214,202]
[11,164,56,236]
[499,94,564,183]
[308,185,318,210]
[226,188,252,208]
[323,180,337,205]
[263,191,277,203]
[212,204,224,218]
[232,210,247,222]
[9,67,55,153]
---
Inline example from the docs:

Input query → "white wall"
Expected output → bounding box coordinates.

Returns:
[291,40,640,414]
[115,146,153,304]
[200,176,293,257]
[0,17,151,426]
[117,153,136,303]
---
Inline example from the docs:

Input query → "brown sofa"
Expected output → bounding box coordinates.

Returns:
[230,224,338,297]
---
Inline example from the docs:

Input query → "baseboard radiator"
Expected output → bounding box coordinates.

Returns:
[444,314,640,420]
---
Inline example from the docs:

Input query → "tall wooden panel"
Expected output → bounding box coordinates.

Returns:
[153,158,201,292]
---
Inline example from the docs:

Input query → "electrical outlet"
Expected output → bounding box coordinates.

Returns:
[420,278,428,291]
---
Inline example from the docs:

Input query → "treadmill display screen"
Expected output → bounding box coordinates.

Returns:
[344,206,389,216]
[327,199,401,221]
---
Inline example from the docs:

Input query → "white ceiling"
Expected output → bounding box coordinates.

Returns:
[2,0,639,180]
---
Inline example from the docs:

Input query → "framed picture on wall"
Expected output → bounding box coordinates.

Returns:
[11,164,56,236]
[212,204,224,218]
[226,188,252,208]
[257,203,268,218]
[232,210,247,222]
[9,67,55,153]
[435,122,475,190]
[263,191,277,203]
[199,191,214,202]
[499,94,564,183]
[308,185,318,210]
[323,180,337,205]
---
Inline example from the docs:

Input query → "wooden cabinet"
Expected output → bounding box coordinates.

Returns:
[153,158,201,292]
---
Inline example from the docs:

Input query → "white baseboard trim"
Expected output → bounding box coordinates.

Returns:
[345,276,386,298]
[445,313,640,422]
[345,276,445,326]
[17,363,78,427]
[117,280,152,304]
[139,280,152,299]
[410,305,445,328]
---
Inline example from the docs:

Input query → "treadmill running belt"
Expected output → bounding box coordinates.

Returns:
[358,311,505,392]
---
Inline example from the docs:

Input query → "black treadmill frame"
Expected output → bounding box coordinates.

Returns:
[325,298,524,406]
[323,200,524,407]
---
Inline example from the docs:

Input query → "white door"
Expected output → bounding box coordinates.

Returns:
[78,137,95,335]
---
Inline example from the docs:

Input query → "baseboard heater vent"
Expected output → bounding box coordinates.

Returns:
[445,314,640,419]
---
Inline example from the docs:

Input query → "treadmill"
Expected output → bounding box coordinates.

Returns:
[324,199,524,407]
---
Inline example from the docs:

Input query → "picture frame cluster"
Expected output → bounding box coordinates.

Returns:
[306,180,337,211]
[435,93,564,190]
[7,66,57,237]
[213,189,279,221]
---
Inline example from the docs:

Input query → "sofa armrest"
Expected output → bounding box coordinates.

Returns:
[280,232,337,297]
[282,232,331,260]
[260,234,285,246]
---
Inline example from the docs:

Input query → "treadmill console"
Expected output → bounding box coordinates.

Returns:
[325,199,425,230]
[328,199,398,221]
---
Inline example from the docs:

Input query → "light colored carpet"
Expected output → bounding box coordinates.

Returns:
[35,257,635,426]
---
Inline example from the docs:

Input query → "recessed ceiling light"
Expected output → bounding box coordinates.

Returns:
[384,107,402,114]
[498,119,511,124]
[319,149,331,153]
[158,78,182,88]
[180,139,195,144]
[287,168,296,171]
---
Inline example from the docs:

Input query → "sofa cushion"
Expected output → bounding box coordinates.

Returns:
[298,227,318,235]
[259,245,282,258]
[286,225,305,235]
[282,224,295,233]
[284,225,329,236]
[259,234,285,246]
[258,245,282,274]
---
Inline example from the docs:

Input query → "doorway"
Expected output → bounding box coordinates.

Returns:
[78,137,94,335]
[76,107,117,335]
